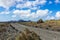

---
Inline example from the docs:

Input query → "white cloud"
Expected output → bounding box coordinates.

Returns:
[30,12,36,18]
[55,11,60,19]
[49,11,52,14]
[13,10,31,18]
[55,0,60,3]
[0,0,16,9]
[13,9,51,21]
[16,0,23,2]
[13,10,21,14]
[39,0,47,5]
[49,1,52,4]
[16,0,47,9]
[16,1,32,8]
[12,15,17,18]
[36,9,49,17]
[0,11,10,14]
[30,7,38,10]
[0,0,47,10]
[46,16,55,20]
[33,0,47,5]
[50,16,55,19]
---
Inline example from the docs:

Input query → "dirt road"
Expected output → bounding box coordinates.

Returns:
[11,23,60,40]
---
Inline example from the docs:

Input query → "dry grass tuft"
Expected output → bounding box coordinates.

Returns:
[15,28,41,40]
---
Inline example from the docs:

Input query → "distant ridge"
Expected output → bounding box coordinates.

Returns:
[0,20,31,23]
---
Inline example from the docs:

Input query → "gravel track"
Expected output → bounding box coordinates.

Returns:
[11,23,60,40]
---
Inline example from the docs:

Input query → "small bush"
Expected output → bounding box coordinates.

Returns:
[0,27,6,32]
[48,25,52,28]
[37,19,44,24]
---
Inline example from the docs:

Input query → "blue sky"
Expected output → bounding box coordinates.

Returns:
[0,0,60,22]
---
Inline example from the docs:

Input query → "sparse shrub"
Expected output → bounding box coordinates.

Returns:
[0,25,6,32]
[46,27,49,30]
[48,25,52,28]
[35,26,38,28]
[15,28,41,40]
[0,27,6,32]
[56,29,60,32]
[37,19,44,24]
